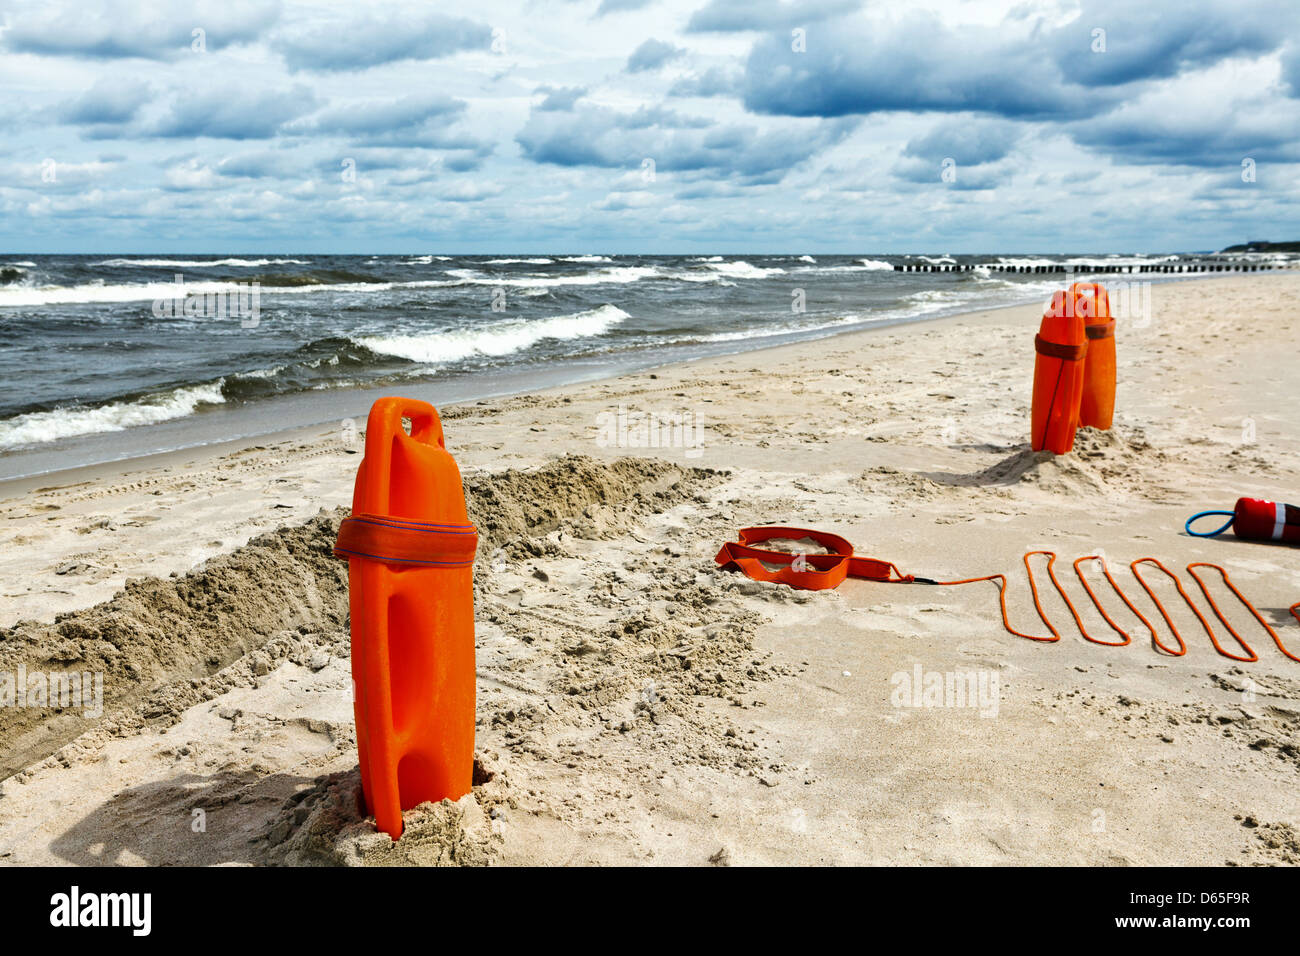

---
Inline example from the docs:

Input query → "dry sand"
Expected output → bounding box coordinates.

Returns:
[1,272,1298,866]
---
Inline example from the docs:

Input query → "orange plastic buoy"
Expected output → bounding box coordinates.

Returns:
[1030,287,1087,454]
[1075,282,1115,430]
[332,397,477,839]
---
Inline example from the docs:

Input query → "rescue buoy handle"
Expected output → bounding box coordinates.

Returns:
[372,396,445,449]
[1185,510,1235,537]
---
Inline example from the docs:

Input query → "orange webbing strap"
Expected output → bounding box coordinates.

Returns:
[334,514,477,567]
[1034,335,1086,361]
[1085,320,1116,340]
[713,526,913,591]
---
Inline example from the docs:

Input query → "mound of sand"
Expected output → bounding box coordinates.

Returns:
[0,514,349,779]
[261,757,508,866]
[0,455,768,865]
[898,426,1179,499]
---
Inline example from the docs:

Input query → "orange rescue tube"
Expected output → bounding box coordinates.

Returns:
[1075,282,1115,430]
[332,397,477,839]
[1030,288,1087,454]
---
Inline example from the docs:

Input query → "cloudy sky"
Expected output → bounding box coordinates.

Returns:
[2,0,1298,253]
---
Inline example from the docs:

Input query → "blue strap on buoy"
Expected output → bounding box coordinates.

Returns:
[1186,510,1235,537]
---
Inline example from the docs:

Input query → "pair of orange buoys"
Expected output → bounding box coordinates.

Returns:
[1031,282,1116,454]
[332,397,477,840]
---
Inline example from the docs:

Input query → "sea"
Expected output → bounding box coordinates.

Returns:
[0,251,1293,479]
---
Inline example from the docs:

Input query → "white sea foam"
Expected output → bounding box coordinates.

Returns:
[699,313,869,343]
[231,365,285,380]
[482,258,555,265]
[857,258,895,270]
[702,260,786,279]
[94,258,310,267]
[0,263,741,307]
[454,265,673,288]
[0,381,226,450]
[0,279,288,307]
[559,255,613,263]
[355,304,629,365]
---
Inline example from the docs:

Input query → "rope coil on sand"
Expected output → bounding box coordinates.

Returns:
[715,528,1300,665]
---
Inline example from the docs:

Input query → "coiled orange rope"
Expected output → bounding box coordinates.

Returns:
[714,529,1300,664]
[931,552,1300,664]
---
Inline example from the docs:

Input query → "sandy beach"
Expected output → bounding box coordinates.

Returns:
[1,272,1297,866]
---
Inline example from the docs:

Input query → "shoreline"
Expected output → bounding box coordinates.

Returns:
[5,267,1286,484]
[0,298,1029,485]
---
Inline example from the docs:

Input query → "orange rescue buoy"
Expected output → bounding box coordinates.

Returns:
[332,397,477,839]
[1075,282,1116,430]
[1031,288,1087,454]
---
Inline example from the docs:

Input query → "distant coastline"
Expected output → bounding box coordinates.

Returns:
[1220,240,1300,253]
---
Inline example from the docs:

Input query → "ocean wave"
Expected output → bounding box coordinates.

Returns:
[404,255,453,264]
[701,260,786,279]
[0,381,226,450]
[354,304,629,365]
[0,265,712,306]
[0,262,760,307]
[438,265,680,288]
[94,258,311,267]
[698,313,868,343]
[247,269,387,286]
[559,255,613,263]
[992,254,1180,268]
[792,258,896,274]
[0,280,259,308]
[482,258,555,265]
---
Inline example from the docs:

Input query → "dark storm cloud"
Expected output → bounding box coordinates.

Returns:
[149,85,318,139]
[298,94,493,156]
[1042,1,1294,88]
[740,14,1116,120]
[686,0,862,33]
[596,0,655,14]
[1,1,280,60]
[310,94,466,135]
[1069,108,1300,168]
[215,151,303,178]
[58,78,152,125]
[902,119,1024,166]
[516,101,855,180]
[536,86,588,111]
[739,3,1298,121]
[669,67,740,98]
[626,38,685,72]
[1282,45,1300,96]
[275,12,491,72]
